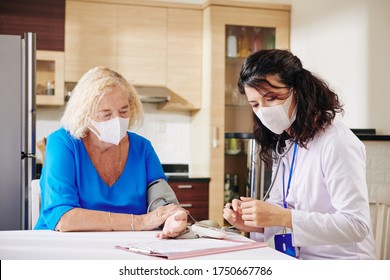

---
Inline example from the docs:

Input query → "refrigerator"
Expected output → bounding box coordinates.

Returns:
[224,132,272,201]
[0,32,36,230]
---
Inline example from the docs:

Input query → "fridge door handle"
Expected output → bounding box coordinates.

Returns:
[21,152,36,159]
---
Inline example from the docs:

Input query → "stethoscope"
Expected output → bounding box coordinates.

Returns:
[262,139,297,202]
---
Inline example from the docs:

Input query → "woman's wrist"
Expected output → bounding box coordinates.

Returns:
[280,208,293,229]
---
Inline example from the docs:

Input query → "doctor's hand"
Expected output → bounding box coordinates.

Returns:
[223,198,263,233]
[240,197,292,229]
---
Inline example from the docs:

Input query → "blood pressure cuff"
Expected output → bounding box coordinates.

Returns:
[146,179,179,212]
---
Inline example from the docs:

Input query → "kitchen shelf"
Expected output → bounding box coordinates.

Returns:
[36,50,65,106]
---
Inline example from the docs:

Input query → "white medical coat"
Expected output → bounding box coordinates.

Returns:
[252,120,376,259]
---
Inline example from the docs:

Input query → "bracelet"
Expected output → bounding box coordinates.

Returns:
[108,212,113,231]
[130,214,135,231]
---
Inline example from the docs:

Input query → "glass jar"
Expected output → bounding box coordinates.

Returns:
[46,80,55,95]
[226,27,237,57]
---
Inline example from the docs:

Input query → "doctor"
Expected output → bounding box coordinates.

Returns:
[223,49,376,259]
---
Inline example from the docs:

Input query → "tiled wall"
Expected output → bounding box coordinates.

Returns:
[365,140,390,259]
[134,103,190,164]
[364,141,390,236]
[365,141,390,202]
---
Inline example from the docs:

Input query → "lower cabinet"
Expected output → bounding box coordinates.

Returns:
[168,179,210,222]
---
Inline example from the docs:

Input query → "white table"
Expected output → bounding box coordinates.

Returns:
[0,230,295,260]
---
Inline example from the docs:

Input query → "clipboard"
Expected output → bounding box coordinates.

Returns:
[115,232,267,260]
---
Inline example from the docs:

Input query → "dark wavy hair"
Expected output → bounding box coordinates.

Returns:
[238,49,344,165]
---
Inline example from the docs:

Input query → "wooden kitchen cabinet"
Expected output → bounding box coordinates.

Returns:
[36,50,65,106]
[117,6,167,87]
[169,180,210,222]
[65,0,202,111]
[190,1,291,225]
[163,8,203,110]
[65,0,117,82]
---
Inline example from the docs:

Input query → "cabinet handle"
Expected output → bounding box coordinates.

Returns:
[178,185,193,189]
[180,203,193,208]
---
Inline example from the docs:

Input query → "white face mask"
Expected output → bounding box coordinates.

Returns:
[255,92,297,134]
[89,117,129,145]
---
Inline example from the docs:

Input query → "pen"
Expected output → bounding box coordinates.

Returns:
[125,246,157,254]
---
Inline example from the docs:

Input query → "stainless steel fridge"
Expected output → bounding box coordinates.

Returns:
[224,132,272,201]
[0,32,36,230]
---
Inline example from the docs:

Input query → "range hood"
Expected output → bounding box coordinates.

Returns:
[135,85,197,111]
[65,82,197,110]
[65,82,171,104]
[135,85,171,103]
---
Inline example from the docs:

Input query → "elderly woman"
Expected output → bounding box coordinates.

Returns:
[35,66,187,238]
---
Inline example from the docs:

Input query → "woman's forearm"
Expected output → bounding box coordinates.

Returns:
[56,208,156,232]
[55,208,112,232]
[55,204,181,232]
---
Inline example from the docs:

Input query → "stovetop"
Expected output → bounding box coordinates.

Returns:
[162,164,189,178]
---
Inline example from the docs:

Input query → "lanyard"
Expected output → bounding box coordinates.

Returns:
[262,140,296,201]
[282,142,298,208]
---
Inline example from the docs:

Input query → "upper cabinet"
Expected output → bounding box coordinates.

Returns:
[65,1,117,82]
[165,8,202,110]
[65,0,202,111]
[117,6,167,87]
[190,2,291,225]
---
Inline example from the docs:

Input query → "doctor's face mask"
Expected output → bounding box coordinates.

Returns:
[255,90,297,135]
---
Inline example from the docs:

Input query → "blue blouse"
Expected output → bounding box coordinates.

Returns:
[34,127,166,230]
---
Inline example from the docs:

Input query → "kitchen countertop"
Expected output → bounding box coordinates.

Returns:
[224,131,390,141]
[167,177,210,183]
[356,134,390,141]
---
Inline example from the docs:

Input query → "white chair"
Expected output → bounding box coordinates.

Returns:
[375,187,390,260]
[31,179,41,229]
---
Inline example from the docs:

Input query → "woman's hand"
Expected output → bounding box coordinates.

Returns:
[240,197,292,229]
[141,203,185,230]
[156,209,188,239]
[223,198,262,233]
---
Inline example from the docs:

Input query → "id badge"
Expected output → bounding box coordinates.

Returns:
[274,233,297,257]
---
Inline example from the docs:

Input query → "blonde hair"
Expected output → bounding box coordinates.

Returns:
[61,66,143,139]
